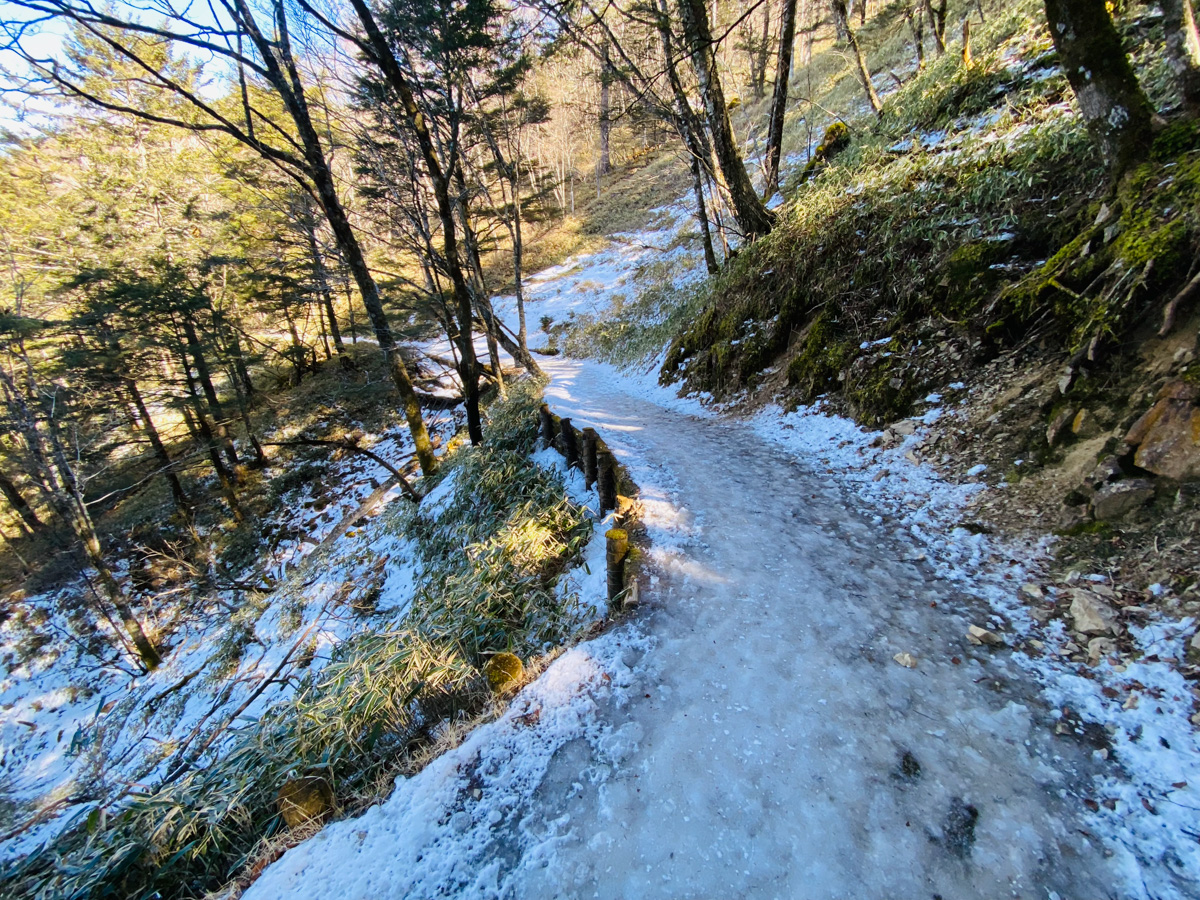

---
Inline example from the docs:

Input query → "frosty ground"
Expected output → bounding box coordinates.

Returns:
[240,220,1200,899]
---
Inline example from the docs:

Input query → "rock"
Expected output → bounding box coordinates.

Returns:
[1058,504,1092,531]
[1047,408,1077,447]
[277,776,334,829]
[1126,393,1200,481]
[1088,456,1123,488]
[1087,637,1116,664]
[484,652,524,693]
[1029,606,1055,624]
[892,419,918,436]
[1159,380,1199,402]
[1019,583,1045,602]
[892,652,918,668]
[1071,409,1103,440]
[966,625,1004,646]
[1070,590,1118,636]
[1091,479,1155,521]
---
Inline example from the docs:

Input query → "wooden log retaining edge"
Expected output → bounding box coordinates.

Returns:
[606,528,629,607]
[539,403,556,449]
[581,427,599,489]
[560,417,581,470]
[597,449,618,515]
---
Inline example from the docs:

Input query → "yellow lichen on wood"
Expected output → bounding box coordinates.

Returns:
[605,528,629,562]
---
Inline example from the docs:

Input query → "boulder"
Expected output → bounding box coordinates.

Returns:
[1071,408,1103,440]
[277,776,334,829]
[1046,408,1077,447]
[1088,456,1123,488]
[1058,504,1092,531]
[1126,391,1200,481]
[1069,590,1117,637]
[484,652,524,693]
[1091,479,1154,521]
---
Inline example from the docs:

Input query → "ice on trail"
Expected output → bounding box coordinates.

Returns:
[245,356,1156,900]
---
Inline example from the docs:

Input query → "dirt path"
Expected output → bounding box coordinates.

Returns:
[507,357,1115,899]
[243,357,1122,900]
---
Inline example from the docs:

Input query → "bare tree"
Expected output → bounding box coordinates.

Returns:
[1,0,440,473]
[677,0,776,237]
[831,0,882,118]
[763,0,799,198]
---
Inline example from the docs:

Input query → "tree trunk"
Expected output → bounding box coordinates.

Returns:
[1161,0,1200,115]
[456,193,508,400]
[43,411,162,670]
[280,295,307,386]
[304,217,346,354]
[509,166,536,370]
[126,379,192,519]
[224,314,257,398]
[0,366,67,509]
[0,470,44,534]
[764,0,799,198]
[924,0,947,55]
[1043,0,1154,172]
[690,153,721,274]
[180,361,244,522]
[676,0,776,238]
[755,4,771,101]
[226,362,267,468]
[655,0,720,271]
[180,314,240,473]
[832,0,883,118]
[599,40,613,177]
[905,2,926,70]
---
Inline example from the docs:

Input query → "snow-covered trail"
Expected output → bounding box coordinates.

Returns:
[515,356,1115,898]
[244,354,1125,900]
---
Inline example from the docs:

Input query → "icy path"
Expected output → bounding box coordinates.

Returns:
[514,358,1114,898]
[245,356,1124,900]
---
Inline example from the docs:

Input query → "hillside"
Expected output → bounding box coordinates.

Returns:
[1,0,1199,897]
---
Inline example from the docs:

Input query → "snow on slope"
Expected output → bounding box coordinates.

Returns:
[0,413,455,860]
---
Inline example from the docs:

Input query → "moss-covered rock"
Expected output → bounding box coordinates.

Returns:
[276,776,334,829]
[798,122,851,184]
[484,652,524,693]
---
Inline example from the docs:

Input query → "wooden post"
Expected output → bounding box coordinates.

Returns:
[560,417,580,469]
[606,527,628,607]
[961,17,971,66]
[581,427,599,489]
[539,403,556,449]
[597,449,618,515]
